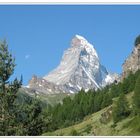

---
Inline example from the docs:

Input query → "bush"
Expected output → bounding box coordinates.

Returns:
[85,124,92,133]
[70,129,79,136]
[111,123,117,128]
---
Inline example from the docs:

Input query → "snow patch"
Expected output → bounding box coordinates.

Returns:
[75,34,86,41]
[87,80,91,84]
[85,89,89,92]
[69,90,74,94]
[61,70,66,74]
[25,85,30,88]
[77,85,82,90]
[81,66,100,89]
[48,89,52,92]
[68,83,73,87]
[35,91,39,94]
[105,75,113,83]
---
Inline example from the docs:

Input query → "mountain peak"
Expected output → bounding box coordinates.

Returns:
[71,34,98,60]
[75,34,87,40]
[71,34,88,48]
[28,35,119,94]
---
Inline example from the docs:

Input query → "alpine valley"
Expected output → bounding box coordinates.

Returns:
[1,34,140,136]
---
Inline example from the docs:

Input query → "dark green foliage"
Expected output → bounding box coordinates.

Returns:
[70,129,79,136]
[0,40,15,83]
[93,92,103,112]
[127,72,136,92]
[48,88,114,130]
[111,123,117,128]
[122,72,136,94]
[20,100,44,135]
[15,91,53,136]
[135,35,140,46]
[101,92,112,108]
[0,40,22,136]
[122,78,129,94]
[133,74,140,115]
[85,124,92,133]
[112,93,130,123]
[110,82,122,98]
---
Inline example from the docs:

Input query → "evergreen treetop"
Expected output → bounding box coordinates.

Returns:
[133,74,140,115]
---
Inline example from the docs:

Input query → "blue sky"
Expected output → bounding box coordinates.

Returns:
[0,5,140,85]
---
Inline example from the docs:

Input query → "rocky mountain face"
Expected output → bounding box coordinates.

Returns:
[122,44,140,78]
[27,75,64,94]
[27,35,119,94]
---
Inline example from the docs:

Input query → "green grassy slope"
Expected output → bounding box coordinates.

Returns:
[43,92,140,136]
[36,93,74,106]
[19,88,75,106]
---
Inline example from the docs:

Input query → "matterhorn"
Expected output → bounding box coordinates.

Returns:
[27,35,119,94]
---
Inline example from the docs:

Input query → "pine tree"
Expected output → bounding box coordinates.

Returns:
[127,72,136,92]
[24,100,44,136]
[0,40,22,135]
[133,75,140,115]
[93,92,103,112]
[122,78,129,94]
[101,93,112,108]
[112,93,129,123]
[110,83,121,98]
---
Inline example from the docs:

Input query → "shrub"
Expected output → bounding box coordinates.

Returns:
[70,129,79,136]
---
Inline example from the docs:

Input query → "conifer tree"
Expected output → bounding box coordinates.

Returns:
[112,93,129,123]
[0,40,22,135]
[133,75,140,115]
[23,100,44,136]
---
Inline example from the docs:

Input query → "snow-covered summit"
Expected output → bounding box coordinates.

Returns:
[28,35,119,94]
[44,35,100,86]
[71,35,98,58]
[75,34,86,40]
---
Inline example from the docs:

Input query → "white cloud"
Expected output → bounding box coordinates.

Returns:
[25,54,30,60]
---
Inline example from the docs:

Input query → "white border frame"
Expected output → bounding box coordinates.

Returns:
[0,1,140,139]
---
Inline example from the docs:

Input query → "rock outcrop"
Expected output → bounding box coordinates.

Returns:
[122,44,140,78]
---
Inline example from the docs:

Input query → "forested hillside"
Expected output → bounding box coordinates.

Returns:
[43,70,140,136]
[43,70,140,134]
